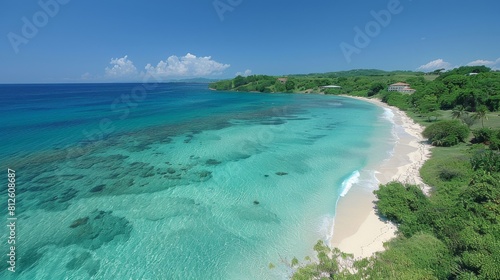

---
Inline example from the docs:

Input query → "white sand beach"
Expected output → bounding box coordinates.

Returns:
[331,96,432,259]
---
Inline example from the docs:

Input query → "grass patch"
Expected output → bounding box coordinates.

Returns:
[420,144,473,200]
[423,74,440,81]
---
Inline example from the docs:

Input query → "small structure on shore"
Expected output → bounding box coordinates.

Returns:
[320,85,342,89]
[388,82,416,94]
[277,77,288,84]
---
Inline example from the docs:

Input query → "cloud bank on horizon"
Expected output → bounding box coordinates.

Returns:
[101,53,230,81]
[417,58,500,72]
[98,56,500,82]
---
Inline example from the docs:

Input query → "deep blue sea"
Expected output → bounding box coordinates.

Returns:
[0,83,394,279]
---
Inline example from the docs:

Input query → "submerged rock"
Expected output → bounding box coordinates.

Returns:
[275,172,288,176]
[66,252,91,270]
[253,200,260,205]
[199,170,212,178]
[205,159,222,166]
[89,184,105,193]
[167,168,176,174]
[66,251,101,277]
[66,210,132,250]
[69,217,89,228]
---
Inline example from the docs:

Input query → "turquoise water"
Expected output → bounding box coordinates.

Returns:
[0,84,393,279]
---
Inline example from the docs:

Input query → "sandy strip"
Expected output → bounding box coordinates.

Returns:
[330,96,432,259]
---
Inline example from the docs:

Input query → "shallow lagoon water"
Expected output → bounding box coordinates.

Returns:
[0,84,394,279]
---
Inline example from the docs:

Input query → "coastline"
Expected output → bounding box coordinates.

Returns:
[330,96,432,259]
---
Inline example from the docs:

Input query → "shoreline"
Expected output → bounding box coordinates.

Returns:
[330,95,432,259]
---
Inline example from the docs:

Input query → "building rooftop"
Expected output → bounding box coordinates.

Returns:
[390,82,410,86]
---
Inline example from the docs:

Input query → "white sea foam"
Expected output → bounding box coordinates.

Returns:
[381,107,395,123]
[319,214,335,243]
[339,170,360,197]
[380,107,399,161]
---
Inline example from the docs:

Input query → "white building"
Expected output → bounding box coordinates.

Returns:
[388,82,416,94]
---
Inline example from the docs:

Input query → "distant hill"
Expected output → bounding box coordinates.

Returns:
[172,78,221,83]
[209,69,426,95]
[209,66,500,113]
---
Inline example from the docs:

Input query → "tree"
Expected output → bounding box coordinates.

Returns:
[473,105,489,128]
[285,80,295,91]
[431,68,445,75]
[422,120,470,147]
[452,105,468,120]
[367,82,385,97]
[416,95,439,114]
[461,114,477,128]
[233,75,246,88]
[374,182,432,237]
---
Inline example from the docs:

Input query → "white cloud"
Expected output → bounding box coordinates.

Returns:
[105,55,138,78]
[467,58,500,69]
[417,59,453,71]
[467,59,494,66]
[81,72,92,80]
[236,69,252,77]
[144,53,230,78]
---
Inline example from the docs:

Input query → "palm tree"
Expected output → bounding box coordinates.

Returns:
[451,105,468,120]
[472,105,489,128]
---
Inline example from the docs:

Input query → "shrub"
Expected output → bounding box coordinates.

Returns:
[374,182,431,237]
[470,149,500,173]
[438,166,462,181]
[472,128,495,144]
[381,91,410,110]
[423,120,470,147]
[490,137,500,150]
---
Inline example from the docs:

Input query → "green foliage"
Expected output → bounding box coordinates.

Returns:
[490,137,500,150]
[416,94,440,113]
[293,234,454,279]
[470,149,500,173]
[452,105,468,120]
[233,75,246,88]
[291,241,349,280]
[472,105,489,128]
[420,146,472,188]
[362,233,454,280]
[381,91,411,110]
[274,80,286,92]
[210,68,500,116]
[423,120,470,147]
[472,128,496,144]
[457,173,500,279]
[421,111,442,122]
[367,82,385,97]
[285,80,295,91]
[374,182,432,237]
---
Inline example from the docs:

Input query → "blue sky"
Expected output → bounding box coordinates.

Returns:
[1,0,499,83]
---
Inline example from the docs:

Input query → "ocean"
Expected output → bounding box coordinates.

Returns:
[0,83,394,279]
